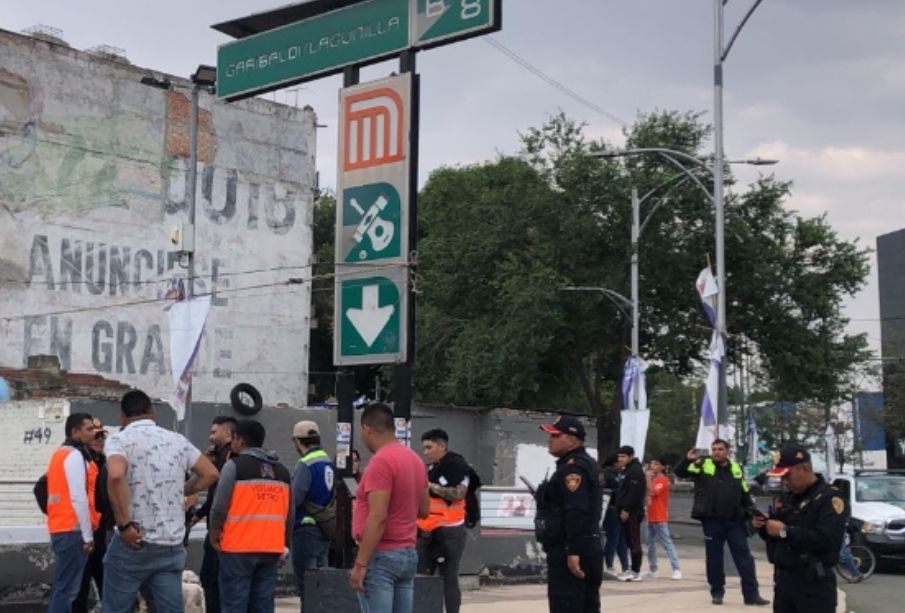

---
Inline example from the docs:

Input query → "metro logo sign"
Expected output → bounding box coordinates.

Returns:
[335,74,411,365]
[343,88,406,170]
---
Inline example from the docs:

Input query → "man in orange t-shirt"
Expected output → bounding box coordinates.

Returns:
[643,458,682,580]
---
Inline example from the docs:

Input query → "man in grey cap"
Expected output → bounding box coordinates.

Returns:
[290,420,335,612]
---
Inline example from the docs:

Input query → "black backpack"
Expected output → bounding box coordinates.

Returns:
[33,474,48,514]
[464,466,482,529]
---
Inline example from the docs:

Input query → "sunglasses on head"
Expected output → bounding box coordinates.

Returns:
[94,431,107,440]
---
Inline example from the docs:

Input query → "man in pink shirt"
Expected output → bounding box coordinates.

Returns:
[349,403,429,613]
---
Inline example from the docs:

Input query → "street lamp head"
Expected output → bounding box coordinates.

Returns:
[588,150,625,160]
[727,157,778,166]
[191,64,217,87]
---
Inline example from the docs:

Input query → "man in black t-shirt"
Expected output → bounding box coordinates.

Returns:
[416,429,471,613]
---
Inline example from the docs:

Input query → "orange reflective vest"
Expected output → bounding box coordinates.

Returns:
[87,460,101,532]
[221,455,291,554]
[46,446,84,534]
[417,495,466,532]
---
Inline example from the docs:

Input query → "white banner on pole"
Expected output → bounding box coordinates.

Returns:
[620,408,651,461]
[166,296,211,420]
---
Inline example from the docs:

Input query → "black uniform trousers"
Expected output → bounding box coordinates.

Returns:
[773,568,837,613]
[546,539,603,613]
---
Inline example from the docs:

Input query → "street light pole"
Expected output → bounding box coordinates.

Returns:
[713,0,729,428]
[713,0,766,428]
[631,187,640,360]
[184,65,216,441]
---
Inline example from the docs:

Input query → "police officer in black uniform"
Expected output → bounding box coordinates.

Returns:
[753,444,849,613]
[535,415,603,613]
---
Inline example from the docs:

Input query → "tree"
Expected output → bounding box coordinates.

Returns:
[411,111,871,459]
[308,192,337,403]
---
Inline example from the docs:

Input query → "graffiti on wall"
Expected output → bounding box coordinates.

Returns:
[0,36,315,405]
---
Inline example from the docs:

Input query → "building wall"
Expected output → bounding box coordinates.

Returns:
[0,29,316,407]
[877,228,905,466]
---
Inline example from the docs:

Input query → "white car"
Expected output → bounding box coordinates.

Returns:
[831,470,905,564]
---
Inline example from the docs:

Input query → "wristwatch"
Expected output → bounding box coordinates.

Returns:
[779,527,787,539]
[117,521,136,533]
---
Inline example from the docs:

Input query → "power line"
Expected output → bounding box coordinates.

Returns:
[0,261,404,322]
[482,37,628,127]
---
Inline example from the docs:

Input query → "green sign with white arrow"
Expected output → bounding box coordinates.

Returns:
[338,273,406,362]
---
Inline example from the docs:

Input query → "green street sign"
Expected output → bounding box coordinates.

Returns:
[342,182,402,263]
[217,0,409,100]
[412,0,499,48]
[336,271,407,364]
[216,0,501,100]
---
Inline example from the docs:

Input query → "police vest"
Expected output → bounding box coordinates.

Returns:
[221,454,291,554]
[686,458,749,491]
[297,448,335,526]
[46,446,85,534]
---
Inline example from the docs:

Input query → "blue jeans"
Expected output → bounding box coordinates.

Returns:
[357,547,417,613]
[839,537,861,577]
[101,534,186,613]
[646,522,680,572]
[602,507,628,571]
[292,524,330,608]
[49,531,88,613]
[219,552,279,613]
[701,518,759,601]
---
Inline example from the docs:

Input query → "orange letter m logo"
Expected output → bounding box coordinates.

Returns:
[343,87,405,171]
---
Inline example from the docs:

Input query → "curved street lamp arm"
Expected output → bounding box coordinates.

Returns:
[609,147,713,172]
[561,286,633,320]
[650,151,715,206]
[638,173,695,238]
[722,0,765,61]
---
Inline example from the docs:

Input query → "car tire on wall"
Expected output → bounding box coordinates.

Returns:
[230,383,263,416]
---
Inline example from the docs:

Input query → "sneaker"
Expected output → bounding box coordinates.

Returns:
[627,571,643,582]
[712,595,724,605]
[671,569,683,580]
[603,568,620,581]
[641,570,658,579]
[616,570,634,581]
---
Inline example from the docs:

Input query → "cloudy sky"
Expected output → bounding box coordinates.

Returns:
[4,0,903,375]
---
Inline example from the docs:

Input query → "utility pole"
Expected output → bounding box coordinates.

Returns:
[713,0,766,430]
[630,188,640,409]
[182,81,200,441]
[713,0,729,429]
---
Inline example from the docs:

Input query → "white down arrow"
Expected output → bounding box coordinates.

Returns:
[347,285,395,347]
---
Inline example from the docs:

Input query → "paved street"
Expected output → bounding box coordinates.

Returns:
[276,540,843,613]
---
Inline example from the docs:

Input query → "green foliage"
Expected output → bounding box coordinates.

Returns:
[308,192,338,402]
[412,110,872,457]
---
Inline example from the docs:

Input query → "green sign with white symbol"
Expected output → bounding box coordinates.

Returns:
[337,273,406,363]
[412,0,498,48]
[342,183,402,262]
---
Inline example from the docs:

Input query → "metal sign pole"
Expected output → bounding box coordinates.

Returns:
[393,49,419,441]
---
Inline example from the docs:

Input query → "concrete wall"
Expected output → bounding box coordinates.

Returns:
[0,29,317,407]
[0,400,595,602]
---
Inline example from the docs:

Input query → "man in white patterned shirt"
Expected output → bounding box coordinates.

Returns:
[102,390,218,613]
